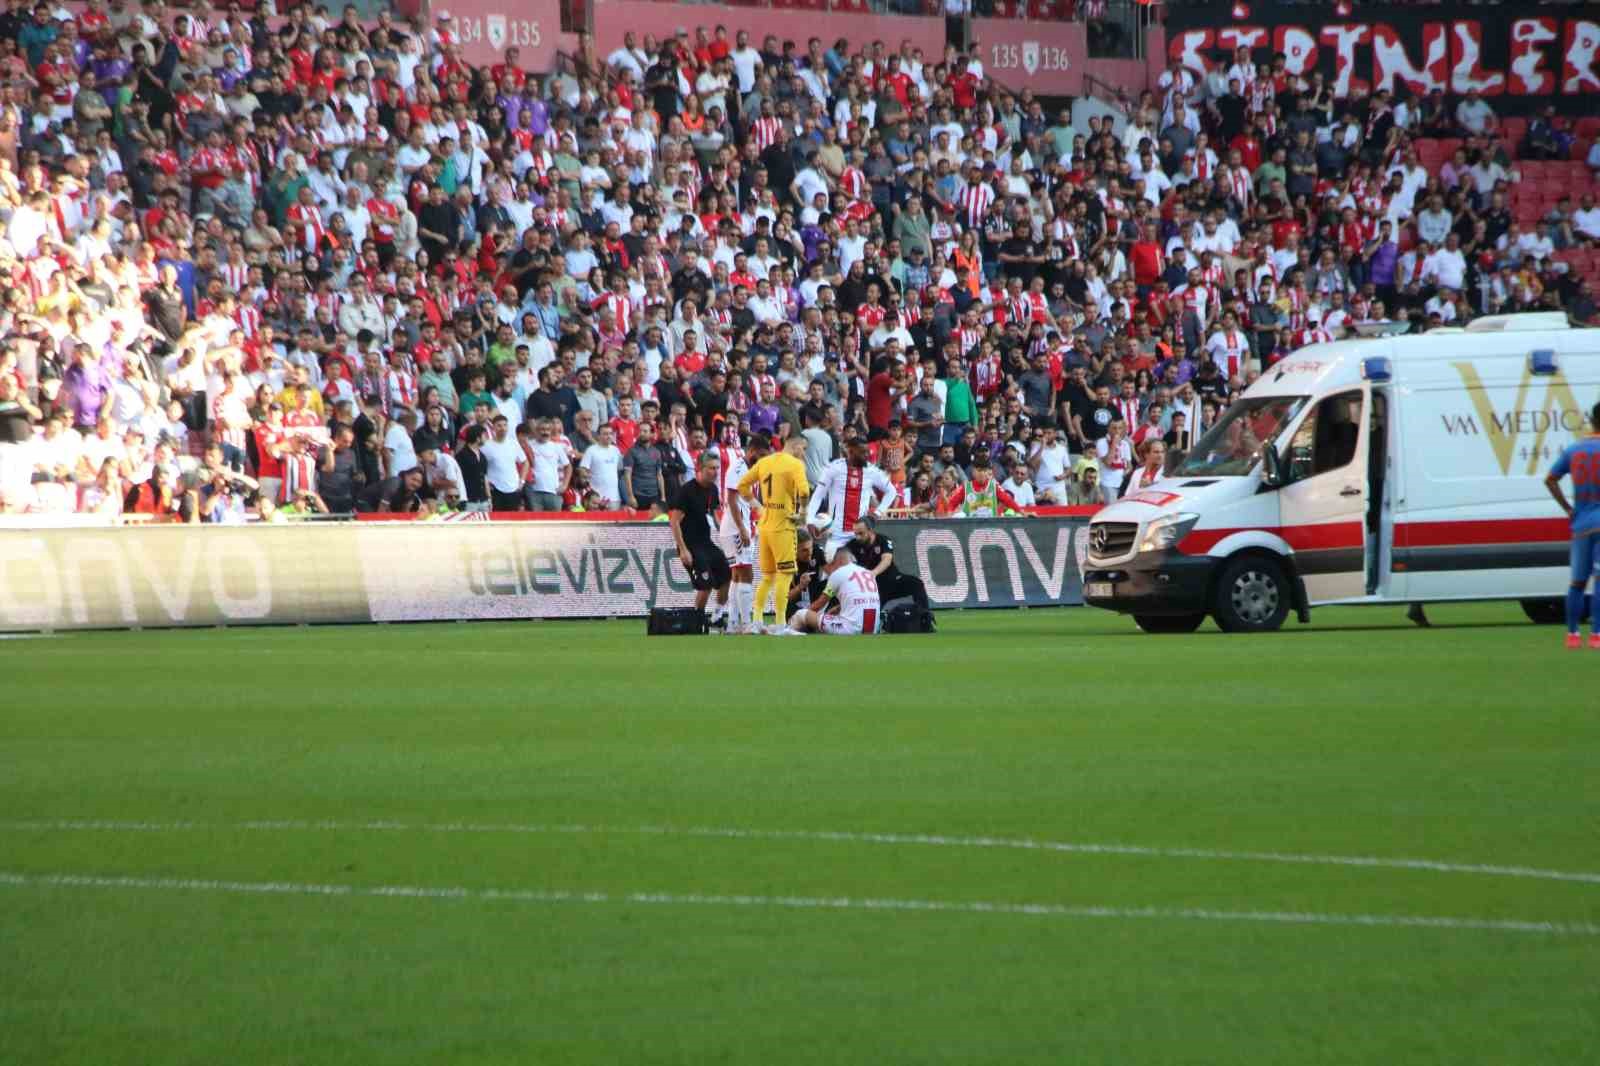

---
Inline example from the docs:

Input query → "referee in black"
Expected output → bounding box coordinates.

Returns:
[849,515,930,614]
[668,450,732,627]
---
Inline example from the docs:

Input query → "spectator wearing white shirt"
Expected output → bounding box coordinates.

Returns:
[1137,150,1172,205]
[383,408,419,479]
[730,31,762,95]
[1001,458,1036,508]
[1269,234,1301,278]
[1520,222,1557,263]
[580,424,624,508]
[1424,290,1460,323]
[483,414,528,511]
[1469,158,1509,203]
[564,231,599,278]
[1422,234,1468,291]
[1455,90,1498,137]
[606,32,647,81]
[1028,425,1071,504]
[1574,194,1600,241]
[1122,109,1156,157]
[868,311,914,351]
[747,280,785,325]
[526,417,571,511]
[418,436,467,501]
[1414,195,1453,246]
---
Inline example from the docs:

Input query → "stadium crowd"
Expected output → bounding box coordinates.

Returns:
[0,1,1597,521]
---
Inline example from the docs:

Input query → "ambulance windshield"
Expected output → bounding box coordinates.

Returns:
[1174,395,1309,478]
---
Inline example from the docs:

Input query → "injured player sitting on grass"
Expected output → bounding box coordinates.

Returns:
[783,547,883,636]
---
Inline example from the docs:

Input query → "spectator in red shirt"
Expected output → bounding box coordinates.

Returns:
[253,404,288,505]
[1129,223,1165,292]
[865,361,907,440]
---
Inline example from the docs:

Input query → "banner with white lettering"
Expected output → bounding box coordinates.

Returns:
[879,516,1092,609]
[357,521,698,621]
[1164,3,1600,114]
[0,526,368,631]
[0,517,1090,631]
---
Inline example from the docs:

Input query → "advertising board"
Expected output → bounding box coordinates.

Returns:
[0,517,1092,631]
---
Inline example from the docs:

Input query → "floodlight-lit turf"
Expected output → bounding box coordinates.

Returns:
[2,604,1597,1065]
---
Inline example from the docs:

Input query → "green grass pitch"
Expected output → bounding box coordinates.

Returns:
[2,603,1597,1065]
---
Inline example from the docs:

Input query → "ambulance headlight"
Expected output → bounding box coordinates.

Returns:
[1138,513,1200,553]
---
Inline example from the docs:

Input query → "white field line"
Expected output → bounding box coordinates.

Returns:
[0,870,1594,937]
[4,819,1600,887]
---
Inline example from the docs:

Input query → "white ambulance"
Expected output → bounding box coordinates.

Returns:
[1082,312,1598,632]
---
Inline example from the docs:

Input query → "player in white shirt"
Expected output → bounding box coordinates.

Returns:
[805,439,897,558]
[786,548,882,635]
[719,430,767,633]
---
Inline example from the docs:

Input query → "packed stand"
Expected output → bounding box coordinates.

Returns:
[0,6,1597,522]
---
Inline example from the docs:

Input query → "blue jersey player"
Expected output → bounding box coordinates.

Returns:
[1545,400,1600,649]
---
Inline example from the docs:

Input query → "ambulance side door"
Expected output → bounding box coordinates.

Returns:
[1276,387,1369,603]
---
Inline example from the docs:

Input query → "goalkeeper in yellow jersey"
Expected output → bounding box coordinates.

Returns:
[736,435,811,633]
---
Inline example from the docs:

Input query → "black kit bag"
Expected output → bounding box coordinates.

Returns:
[646,607,709,636]
[881,597,936,634]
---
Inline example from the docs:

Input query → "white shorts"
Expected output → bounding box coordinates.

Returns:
[820,615,865,635]
[719,522,757,569]
[824,534,853,561]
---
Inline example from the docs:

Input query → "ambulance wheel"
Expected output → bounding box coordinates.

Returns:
[1212,555,1290,633]
[1520,598,1567,625]
[1134,613,1207,634]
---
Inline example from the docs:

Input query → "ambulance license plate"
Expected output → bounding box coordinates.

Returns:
[1086,582,1114,598]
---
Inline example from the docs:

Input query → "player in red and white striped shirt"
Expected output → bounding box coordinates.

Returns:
[806,439,896,558]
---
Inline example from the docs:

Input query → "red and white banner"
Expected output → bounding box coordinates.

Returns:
[1165,3,1600,112]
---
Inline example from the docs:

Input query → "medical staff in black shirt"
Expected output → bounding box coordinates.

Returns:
[848,516,929,614]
